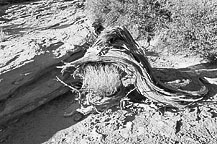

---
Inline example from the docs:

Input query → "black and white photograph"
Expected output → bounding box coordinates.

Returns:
[0,0,217,143]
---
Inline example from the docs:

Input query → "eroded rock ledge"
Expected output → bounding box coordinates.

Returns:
[0,0,90,124]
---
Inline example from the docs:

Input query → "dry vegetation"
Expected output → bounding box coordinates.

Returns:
[165,0,217,62]
[85,0,171,40]
[82,64,121,97]
[85,0,217,62]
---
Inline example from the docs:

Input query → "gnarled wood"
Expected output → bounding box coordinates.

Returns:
[60,26,209,113]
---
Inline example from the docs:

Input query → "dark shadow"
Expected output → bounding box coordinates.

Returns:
[0,42,86,144]
[0,92,82,144]
[211,112,217,118]
[4,26,31,35]
[63,43,89,63]
[0,43,88,144]
[145,50,159,57]
[0,17,11,23]
[152,62,217,111]
[0,0,39,6]
[175,119,182,134]
[1,24,37,39]
[39,41,64,52]
[153,62,217,90]
[0,55,19,69]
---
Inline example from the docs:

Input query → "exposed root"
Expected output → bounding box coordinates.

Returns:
[57,26,211,115]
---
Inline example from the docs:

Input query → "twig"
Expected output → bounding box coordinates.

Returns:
[56,76,81,99]
[126,87,136,97]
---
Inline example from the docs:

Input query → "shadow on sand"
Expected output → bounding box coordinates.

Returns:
[1,62,217,144]
[0,91,81,144]
[153,62,217,107]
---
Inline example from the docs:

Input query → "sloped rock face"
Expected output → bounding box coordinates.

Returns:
[0,0,91,124]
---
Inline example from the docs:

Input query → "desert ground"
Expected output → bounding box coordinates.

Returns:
[0,0,217,144]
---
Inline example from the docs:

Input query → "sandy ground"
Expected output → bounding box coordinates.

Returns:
[1,0,217,144]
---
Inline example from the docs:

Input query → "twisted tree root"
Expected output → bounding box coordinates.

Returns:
[58,26,208,115]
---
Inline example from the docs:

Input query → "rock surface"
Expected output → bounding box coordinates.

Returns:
[0,0,91,124]
[1,0,217,144]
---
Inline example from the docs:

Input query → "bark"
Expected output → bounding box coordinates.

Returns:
[60,26,209,114]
